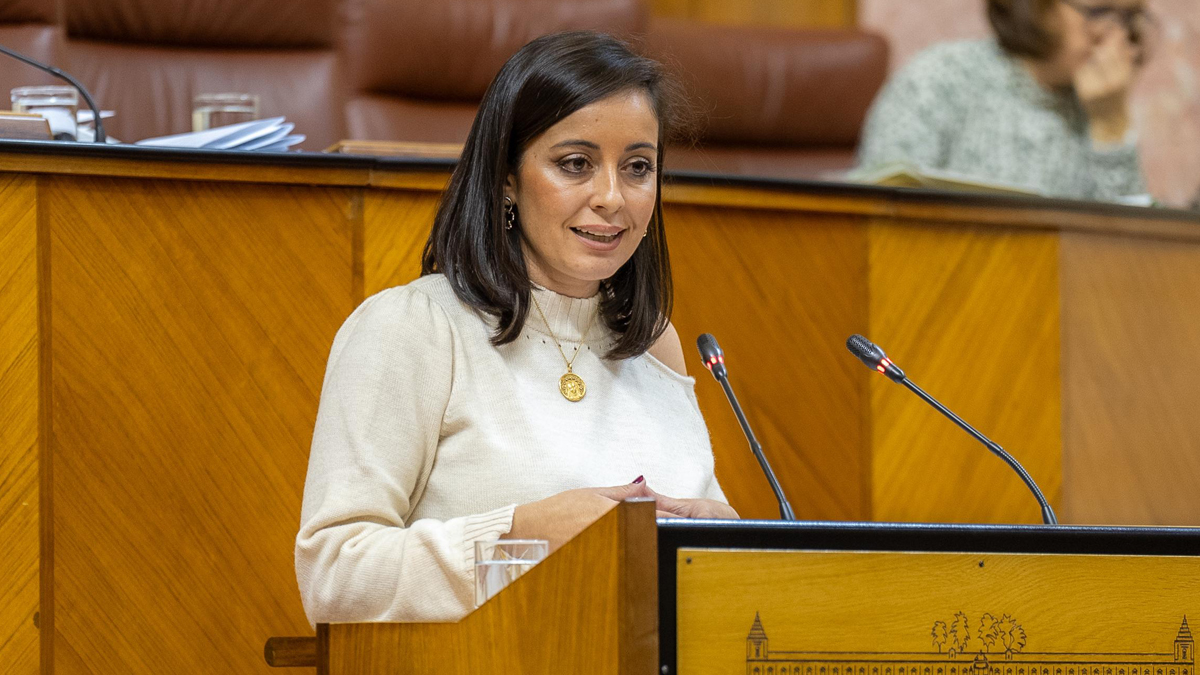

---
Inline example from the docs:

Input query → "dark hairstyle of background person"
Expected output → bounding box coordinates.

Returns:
[988,0,1062,58]
[421,31,689,361]
[988,0,1152,60]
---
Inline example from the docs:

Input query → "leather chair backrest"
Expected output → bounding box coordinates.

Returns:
[647,19,889,147]
[341,0,646,143]
[63,0,345,148]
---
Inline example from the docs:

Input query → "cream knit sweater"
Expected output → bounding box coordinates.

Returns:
[295,274,725,624]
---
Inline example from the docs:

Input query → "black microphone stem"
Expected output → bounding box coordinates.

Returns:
[0,43,106,143]
[715,373,796,521]
[899,378,1058,525]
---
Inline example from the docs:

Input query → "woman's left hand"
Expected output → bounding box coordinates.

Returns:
[646,483,740,520]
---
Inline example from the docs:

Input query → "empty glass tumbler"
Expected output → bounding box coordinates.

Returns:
[11,85,77,139]
[474,539,548,607]
[192,93,259,131]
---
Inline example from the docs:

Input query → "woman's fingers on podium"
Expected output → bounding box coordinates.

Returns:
[643,484,740,520]
[589,480,655,502]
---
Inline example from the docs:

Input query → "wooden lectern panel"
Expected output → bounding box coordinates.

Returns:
[677,548,1199,675]
[869,221,1062,524]
[43,176,354,673]
[1061,232,1200,525]
[0,173,40,674]
[323,500,659,675]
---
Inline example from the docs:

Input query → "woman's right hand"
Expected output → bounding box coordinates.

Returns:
[505,480,740,551]
[505,481,661,551]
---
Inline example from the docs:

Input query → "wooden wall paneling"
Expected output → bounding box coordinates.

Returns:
[649,0,856,28]
[1060,232,1200,525]
[44,175,357,673]
[361,190,442,298]
[665,204,869,521]
[867,220,1062,524]
[0,173,41,674]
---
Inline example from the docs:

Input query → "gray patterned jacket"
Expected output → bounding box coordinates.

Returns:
[856,40,1146,201]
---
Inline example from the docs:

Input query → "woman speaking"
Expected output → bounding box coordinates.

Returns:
[295,31,737,625]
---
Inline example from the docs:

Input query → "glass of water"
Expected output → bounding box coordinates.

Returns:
[474,539,548,607]
[192,93,259,131]
[11,85,78,139]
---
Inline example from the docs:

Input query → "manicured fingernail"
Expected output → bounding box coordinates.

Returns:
[632,475,645,484]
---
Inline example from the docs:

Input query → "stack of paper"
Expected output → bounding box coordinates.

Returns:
[846,162,1042,197]
[135,116,304,152]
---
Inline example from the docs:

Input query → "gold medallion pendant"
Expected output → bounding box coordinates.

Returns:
[559,371,586,402]
[531,292,597,404]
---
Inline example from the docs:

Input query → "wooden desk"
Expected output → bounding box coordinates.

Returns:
[1,140,1199,674]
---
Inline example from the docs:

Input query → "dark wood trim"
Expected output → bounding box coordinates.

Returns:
[619,499,659,674]
[263,636,317,668]
[316,623,329,675]
[36,173,54,674]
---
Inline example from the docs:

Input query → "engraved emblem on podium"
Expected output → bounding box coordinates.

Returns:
[746,614,1195,675]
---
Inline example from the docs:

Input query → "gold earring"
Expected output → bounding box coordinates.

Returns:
[503,196,516,231]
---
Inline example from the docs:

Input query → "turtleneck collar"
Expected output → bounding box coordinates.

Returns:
[529,285,603,343]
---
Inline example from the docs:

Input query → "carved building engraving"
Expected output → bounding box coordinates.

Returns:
[746,614,1195,675]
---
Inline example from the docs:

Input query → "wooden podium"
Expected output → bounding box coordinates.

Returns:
[280,501,1200,674]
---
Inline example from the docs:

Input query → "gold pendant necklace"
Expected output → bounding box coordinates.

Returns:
[530,292,598,402]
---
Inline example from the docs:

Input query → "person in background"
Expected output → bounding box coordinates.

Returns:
[856,0,1152,201]
[294,31,737,626]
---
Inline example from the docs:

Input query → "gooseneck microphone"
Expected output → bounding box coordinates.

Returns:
[697,333,795,520]
[845,334,1058,525]
[0,43,107,143]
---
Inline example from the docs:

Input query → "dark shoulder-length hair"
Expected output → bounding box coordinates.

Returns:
[420,30,685,360]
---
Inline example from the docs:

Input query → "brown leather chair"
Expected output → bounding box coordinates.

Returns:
[338,0,887,180]
[0,0,64,102]
[647,19,889,180]
[340,0,645,143]
[62,0,346,148]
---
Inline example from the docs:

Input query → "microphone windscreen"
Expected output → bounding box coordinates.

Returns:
[697,333,722,361]
[846,334,885,367]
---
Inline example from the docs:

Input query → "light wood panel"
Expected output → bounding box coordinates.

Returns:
[43,176,356,673]
[651,0,856,28]
[1061,232,1200,525]
[324,500,658,675]
[666,204,869,521]
[362,190,441,297]
[677,548,1200,674]
[868,221,1062,524]
[0,173,40,674]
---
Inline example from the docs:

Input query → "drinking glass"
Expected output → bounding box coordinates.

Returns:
[474,539,548,607]
[192,93,259,131]
[11,85,77,139]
